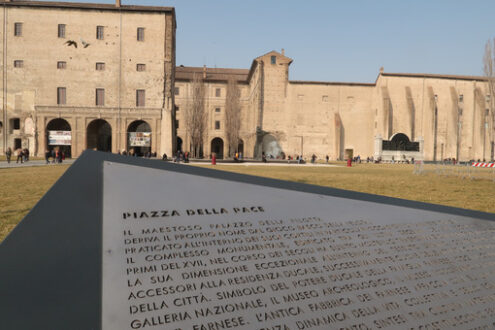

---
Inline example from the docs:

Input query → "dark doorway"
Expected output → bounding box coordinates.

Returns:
[14,138,22,150]
[177,137,183,152]
[211,137,224,159]
[238,139,244,156]
[46,118,72,158]
[87,119,112,152]
[127,120,151,156]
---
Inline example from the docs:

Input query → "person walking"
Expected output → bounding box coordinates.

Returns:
[6,147,12,163]
[325,155,329,163]
[16,148,24,163]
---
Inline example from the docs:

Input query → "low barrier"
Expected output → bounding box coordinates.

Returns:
[472,162,495,168]
[413,161,495,182]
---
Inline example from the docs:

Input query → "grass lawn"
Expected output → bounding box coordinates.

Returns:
[1,162,494,242]
[0,165,70,242]
[196,163,495,213]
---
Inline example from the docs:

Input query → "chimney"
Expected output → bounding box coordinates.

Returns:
[281,48,285,56]
[203,65,207,79]
[116,0,121,7]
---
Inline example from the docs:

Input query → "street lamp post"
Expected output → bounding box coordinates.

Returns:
[485,94,491,161]
[433,94,438,162]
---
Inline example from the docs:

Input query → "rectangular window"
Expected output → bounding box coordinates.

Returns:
[96,88,105,106]
[96,62,105,71]
[175,105,179,112]
[215,121,220,130]
[137,27,145,41]
[174,87,180,95]
[136,64,146,72]
[14,23,22,37]
[215,88,221,97]
[13,60,24,68]
[215,108,221,113]
[13,118,20,130]
[271,55,276,64]
[96,26,104,40]
[136,90,145,107]
[57,61,66,69]
[58,24,66,38]
[57,87,66,105]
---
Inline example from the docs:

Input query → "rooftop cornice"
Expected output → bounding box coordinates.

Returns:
[0,0,175,14]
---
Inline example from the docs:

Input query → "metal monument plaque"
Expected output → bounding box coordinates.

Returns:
[101,162,495,329]
[1,151,494,330]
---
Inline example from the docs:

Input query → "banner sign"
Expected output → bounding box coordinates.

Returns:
[128,132,151,147]
[48,131,71,146]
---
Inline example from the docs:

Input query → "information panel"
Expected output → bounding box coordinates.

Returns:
[129,132,151,147]
[102,162,495,329]
[48,130,71,145]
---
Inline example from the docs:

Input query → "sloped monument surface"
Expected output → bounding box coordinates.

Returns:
[1,151,495,329]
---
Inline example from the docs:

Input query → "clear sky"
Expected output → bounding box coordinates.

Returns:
[37,0,495,83]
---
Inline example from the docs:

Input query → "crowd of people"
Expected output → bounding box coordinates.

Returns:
[117,150,158,158]
[5,148,30,164]
[44,149,66,164]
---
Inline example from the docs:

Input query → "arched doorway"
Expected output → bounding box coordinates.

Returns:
[211,137,224,159]
[87,119,112,152]
[177,137,183,152]
[127,120,151,156]
[383,133,419,151]
[46,118,72,158]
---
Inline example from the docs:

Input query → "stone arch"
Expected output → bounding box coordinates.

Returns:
[383,133,419,152]
[211,137,224,159]
[46,118,72,157]
[127,120,151,156]
[390,133,411,151]
[262,134,283,158]
[87,119,112,152]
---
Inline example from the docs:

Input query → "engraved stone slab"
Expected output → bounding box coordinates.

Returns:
[101,161,495,330]
[1,151,494,330]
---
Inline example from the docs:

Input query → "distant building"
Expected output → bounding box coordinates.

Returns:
[176,50,494,161]
[0,0,176,157]
[1,1,493,162]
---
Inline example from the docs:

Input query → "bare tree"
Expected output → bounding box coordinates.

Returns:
[224,78,241,157]
[185,73,207,158]
[483,38,495,160]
